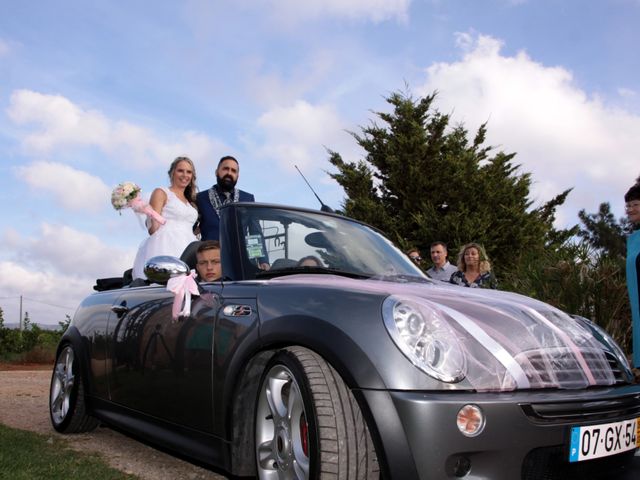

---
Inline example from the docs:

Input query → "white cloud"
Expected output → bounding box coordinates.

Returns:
[29,223,134,278]
[16,161,111,212]
[7,90,111,151]
[256,100,348,169]
[0,223,135,325]
[249,0,411,23]
[0,261,89,325]
[1,227,21,249]
[416,33,640,224]
[243,51,335,108]
[6,90,227,168]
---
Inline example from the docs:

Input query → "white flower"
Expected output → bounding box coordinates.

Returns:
[111,181,141,211]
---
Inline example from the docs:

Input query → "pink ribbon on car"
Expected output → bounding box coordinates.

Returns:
[130,195,166,225]
[167,271,200,320]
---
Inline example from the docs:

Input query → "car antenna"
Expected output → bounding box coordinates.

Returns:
[294,165,334,213]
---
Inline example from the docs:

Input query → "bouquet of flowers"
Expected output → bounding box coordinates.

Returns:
[111,181,166,225]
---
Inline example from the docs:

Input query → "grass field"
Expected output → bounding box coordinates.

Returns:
[0,423,137,480]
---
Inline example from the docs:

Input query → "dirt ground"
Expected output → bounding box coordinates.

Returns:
[0,366,229,479]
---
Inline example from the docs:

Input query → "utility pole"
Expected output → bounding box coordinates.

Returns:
[19,295,23,331]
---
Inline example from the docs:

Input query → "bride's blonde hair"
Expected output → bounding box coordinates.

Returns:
[168,156,198,203]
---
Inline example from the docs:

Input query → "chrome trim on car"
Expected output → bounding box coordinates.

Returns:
[223,305,253,317]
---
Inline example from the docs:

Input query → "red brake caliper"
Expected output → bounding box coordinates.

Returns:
[300,414,309,457]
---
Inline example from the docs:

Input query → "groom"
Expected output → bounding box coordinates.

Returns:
[196,155,255,241]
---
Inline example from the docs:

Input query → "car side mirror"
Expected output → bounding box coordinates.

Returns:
[144,256,190,284]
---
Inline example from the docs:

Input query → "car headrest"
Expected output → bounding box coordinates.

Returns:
[271,258,297,270]
[180,241,203,270]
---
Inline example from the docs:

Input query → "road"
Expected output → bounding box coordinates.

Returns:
[0,368,228,480]
[0,367,638,479]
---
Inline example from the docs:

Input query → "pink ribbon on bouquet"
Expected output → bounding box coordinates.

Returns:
[167,271,200,320]
[129,195,166,225]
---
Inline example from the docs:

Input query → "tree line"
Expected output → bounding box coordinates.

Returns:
[328,89,635,353]
[0,308,69,363]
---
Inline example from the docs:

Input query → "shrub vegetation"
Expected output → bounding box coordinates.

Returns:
[0,309,69,364]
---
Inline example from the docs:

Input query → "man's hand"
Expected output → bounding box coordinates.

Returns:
[259,262,271,271]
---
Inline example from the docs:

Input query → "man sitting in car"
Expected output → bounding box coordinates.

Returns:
[195,240,222,281]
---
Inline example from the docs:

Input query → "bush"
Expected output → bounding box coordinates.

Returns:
[0,314,67,363]
[502,241,632,353]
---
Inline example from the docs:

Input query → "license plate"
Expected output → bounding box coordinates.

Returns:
[569,418,639,462]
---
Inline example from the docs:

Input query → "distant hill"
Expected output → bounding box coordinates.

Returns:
[3,322,61,331]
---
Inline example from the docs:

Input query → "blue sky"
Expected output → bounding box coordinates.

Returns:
[1,0,639,324]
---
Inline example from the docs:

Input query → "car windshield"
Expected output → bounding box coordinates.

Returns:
[236,206,427,280]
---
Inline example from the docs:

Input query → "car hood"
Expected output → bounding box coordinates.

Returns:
[270,274,625,391]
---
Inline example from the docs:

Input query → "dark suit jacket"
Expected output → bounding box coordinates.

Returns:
[196,187,255,241]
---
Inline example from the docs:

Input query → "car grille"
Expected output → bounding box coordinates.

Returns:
[520,393,640,424]
[518,349,625,389]
[521,446,635,480]
[604,351,626,384]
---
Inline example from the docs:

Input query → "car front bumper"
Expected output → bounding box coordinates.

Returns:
[361,385,640,480]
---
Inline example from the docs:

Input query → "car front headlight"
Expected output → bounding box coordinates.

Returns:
[383,295,466,383]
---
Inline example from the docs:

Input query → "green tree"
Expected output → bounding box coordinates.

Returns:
[328,90,572,275]
[578,202,629,259]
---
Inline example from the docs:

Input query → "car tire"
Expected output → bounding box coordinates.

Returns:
[255,346,379,479]
[49,344,99,433]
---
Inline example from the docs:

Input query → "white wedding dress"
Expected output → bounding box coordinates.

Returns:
[132,188,198,280]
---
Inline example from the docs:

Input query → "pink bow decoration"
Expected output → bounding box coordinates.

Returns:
[130,195,166,225]
[167,271,200,320]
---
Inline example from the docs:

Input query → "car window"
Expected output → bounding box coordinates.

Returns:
[237,206,426,280]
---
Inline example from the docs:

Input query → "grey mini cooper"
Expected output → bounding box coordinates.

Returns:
[50,203,639,479]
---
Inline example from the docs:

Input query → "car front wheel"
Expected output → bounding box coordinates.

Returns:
[49,344,99,433]
[255,346,379,479]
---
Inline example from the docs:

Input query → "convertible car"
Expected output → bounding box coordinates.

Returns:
[50,203,639,479]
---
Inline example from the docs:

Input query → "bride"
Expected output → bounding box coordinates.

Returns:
[132,156,199,280]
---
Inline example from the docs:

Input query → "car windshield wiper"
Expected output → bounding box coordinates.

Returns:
[255,266,370,280]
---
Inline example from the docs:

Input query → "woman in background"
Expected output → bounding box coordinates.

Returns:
[132,157,199,279]
[450,242,497,289]
[624,177,640,368]
[298,255,323,267]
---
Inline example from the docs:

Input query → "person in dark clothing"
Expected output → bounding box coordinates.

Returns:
[196,156,255,241]
[449,242,497,289]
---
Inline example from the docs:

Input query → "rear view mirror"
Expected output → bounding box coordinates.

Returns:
[305,231,331,249]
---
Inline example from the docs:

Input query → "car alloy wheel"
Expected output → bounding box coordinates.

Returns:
[50,345,75,426]
[255,363,310,479]
[255,346,379,480]
[49,344,99,433]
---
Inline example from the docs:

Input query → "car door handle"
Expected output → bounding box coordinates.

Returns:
[111,305,129,315]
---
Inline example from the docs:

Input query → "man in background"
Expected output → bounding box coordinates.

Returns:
[426,241,457,282]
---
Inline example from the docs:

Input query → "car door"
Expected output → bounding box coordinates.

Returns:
[107,283,222,433]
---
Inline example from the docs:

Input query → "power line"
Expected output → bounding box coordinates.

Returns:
[22,297,75,310]
[17,296,75,310]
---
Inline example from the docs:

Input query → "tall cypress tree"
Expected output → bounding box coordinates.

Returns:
[328,90,572,274]
[578,202,630,259]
